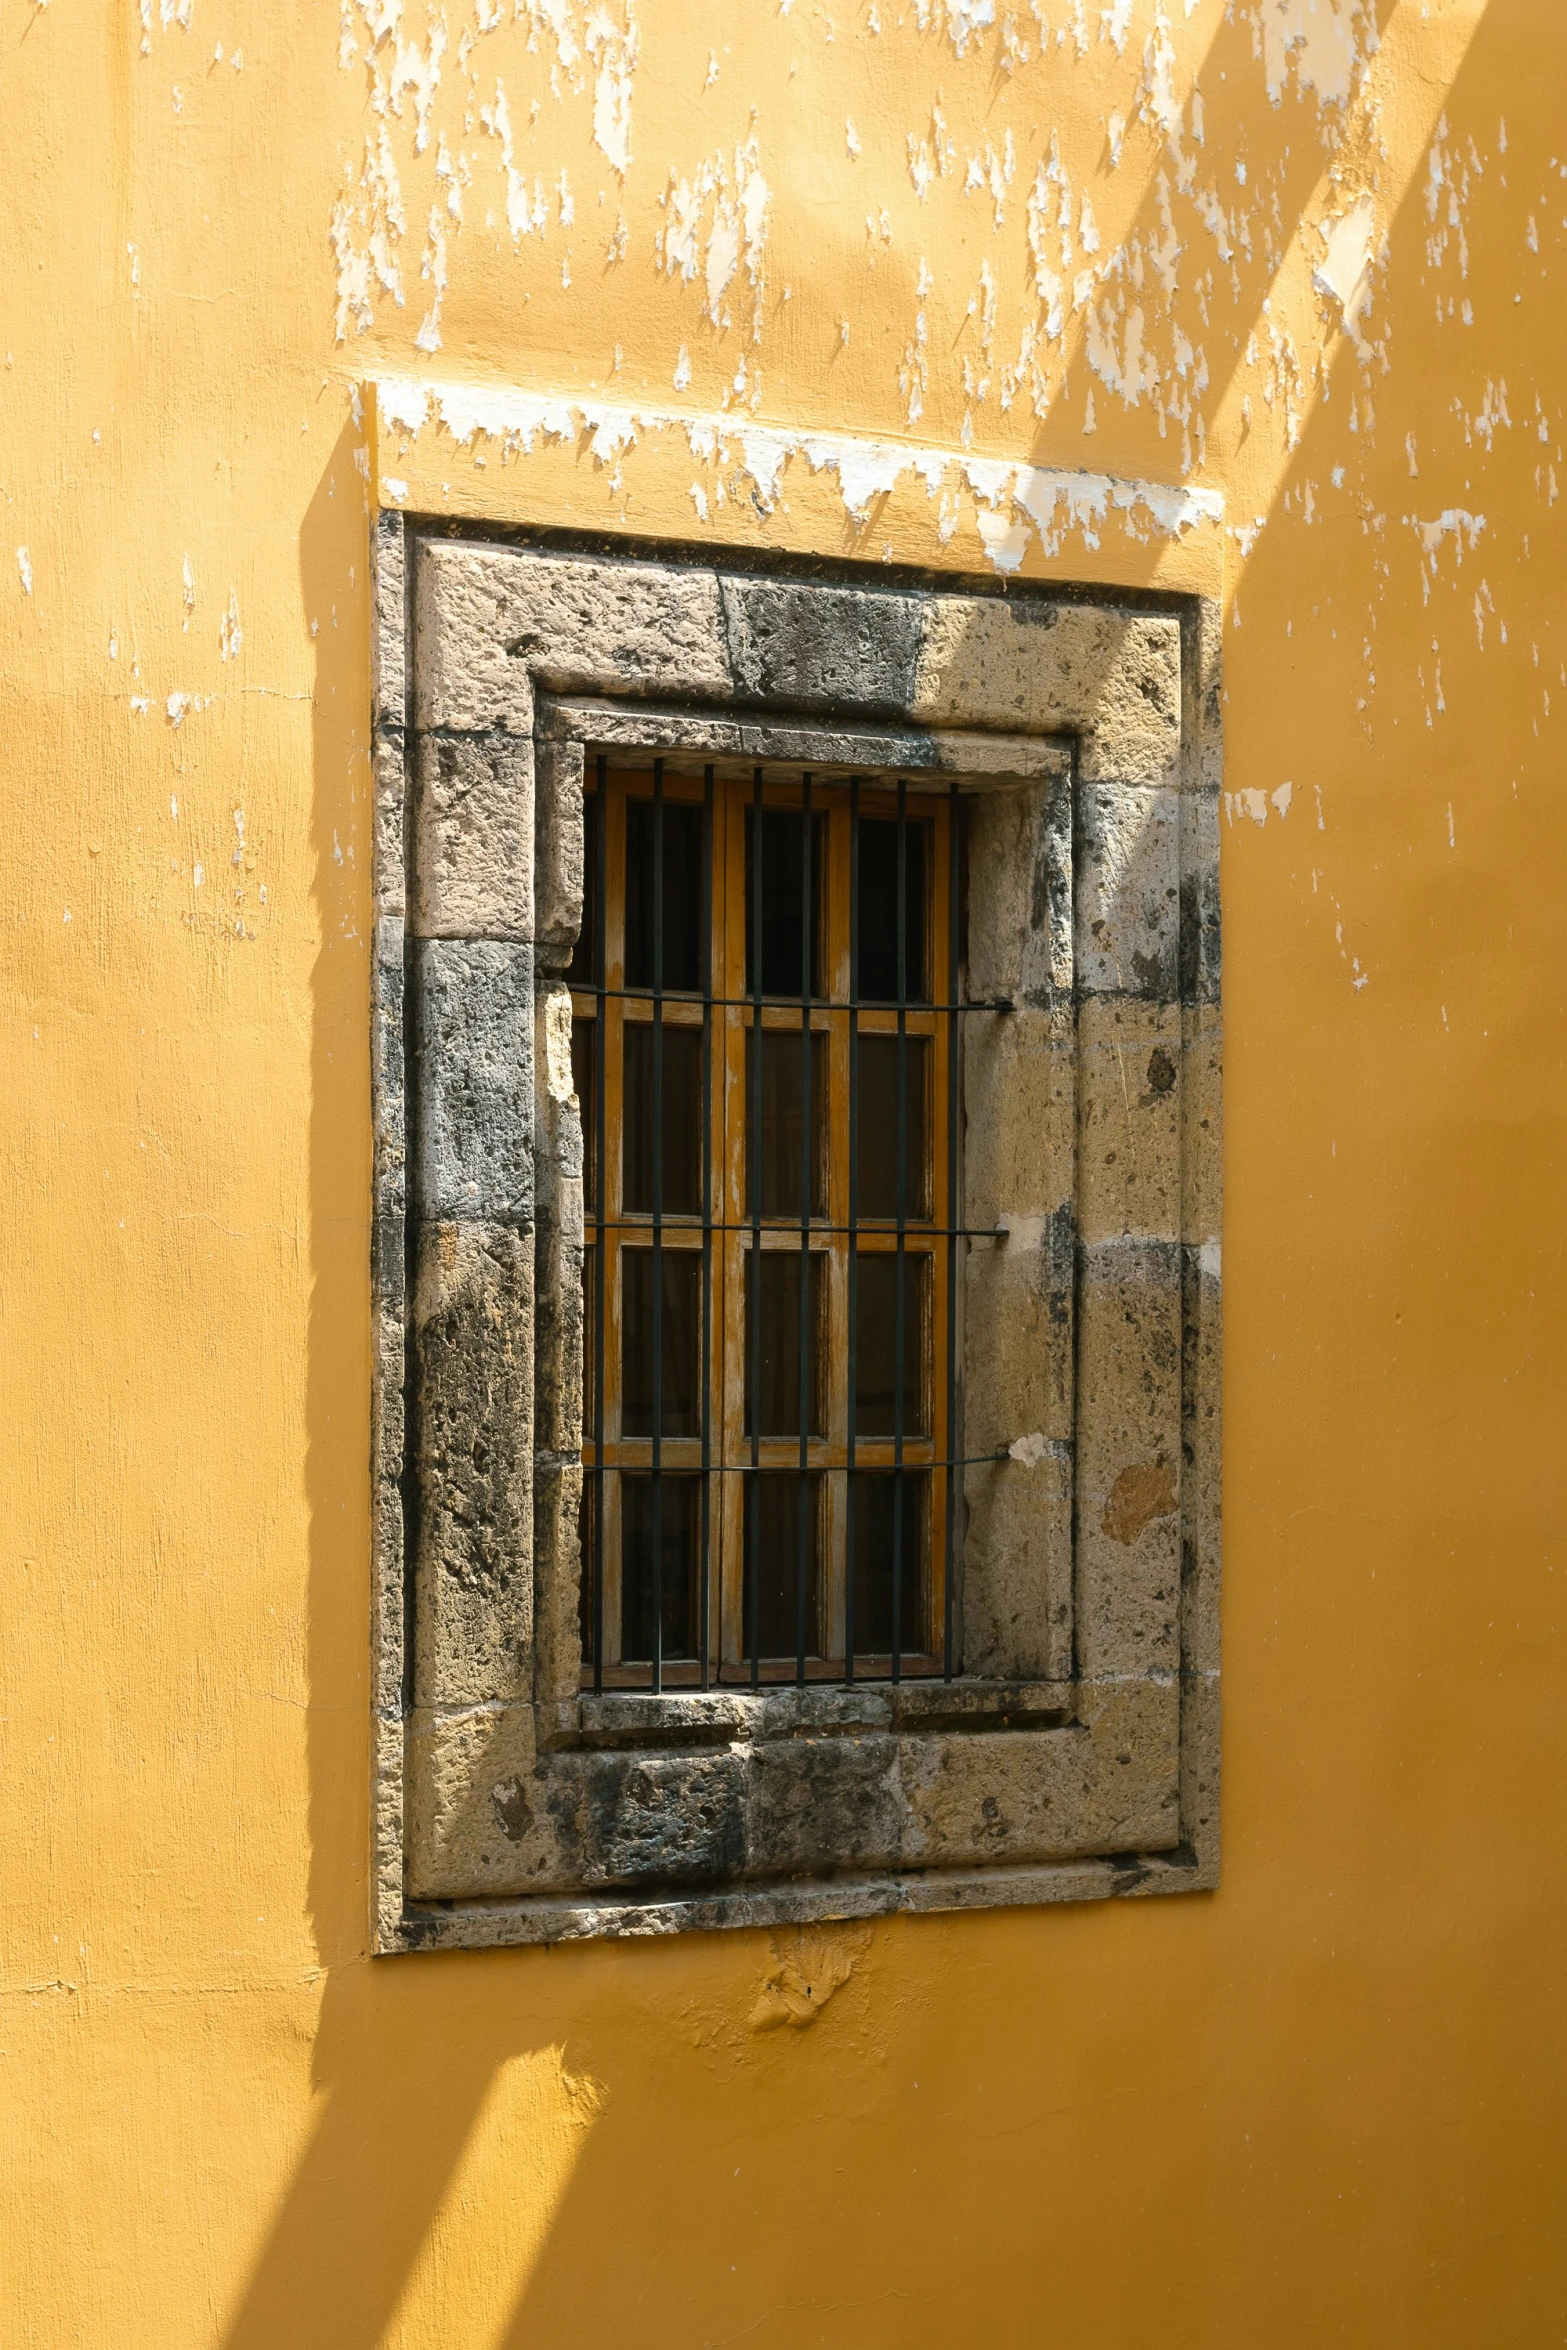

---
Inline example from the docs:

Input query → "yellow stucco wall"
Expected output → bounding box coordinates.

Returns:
[5,0,1565,2339]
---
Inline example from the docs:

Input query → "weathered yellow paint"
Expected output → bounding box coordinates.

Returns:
[4,0,1566,2339]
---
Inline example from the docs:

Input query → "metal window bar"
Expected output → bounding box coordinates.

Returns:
[845,776,860,1685]
[591,754,608,1698]
[748,765,764,1690]
[577,759,985,1691]
[796,775,813,1686]
[700,762,714,1692]
[650,757,665,1694]
[944,775,961,1681]
[578,985,1007,1013]
[892,777,907,1685]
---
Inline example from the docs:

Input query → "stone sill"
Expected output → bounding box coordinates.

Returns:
[542,1679,1081,1751]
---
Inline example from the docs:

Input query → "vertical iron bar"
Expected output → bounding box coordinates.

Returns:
[651,759,664,1694]
[748,766,764,1688]
[700,763,714,1692]
[944,779,960,1681]
[892,778,907,1684]
[591,755,608,1696]
[797,774,812,1687]
[845,778,859,1685]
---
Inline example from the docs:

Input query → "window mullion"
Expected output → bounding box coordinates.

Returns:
[796,772,813,1686]
[747,766,764,1688]
[892,779,907,1682]
[699,763,715,1693]
[824,799,851,1668]
[846,776,860,1684]
[943,781,960,1681]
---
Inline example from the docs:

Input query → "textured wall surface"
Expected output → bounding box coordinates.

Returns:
[4,1,1566,2342]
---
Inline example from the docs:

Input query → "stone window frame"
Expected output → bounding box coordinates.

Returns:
[370,516,1221,1953]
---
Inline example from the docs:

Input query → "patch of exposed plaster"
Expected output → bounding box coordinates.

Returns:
[749,1924,872,2030]
[1260,0,1377,110]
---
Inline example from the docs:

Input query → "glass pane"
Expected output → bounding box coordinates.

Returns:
[623,1023,703,1215]
[572,1016,597,1214]
[578,1475,597,1662]
[848,1470,927,1655]
[625,797,704,992]
[582,1243,598,1439]
[856,815,929,1004]
[742,1472,823,1660]
[745,807,827,998]
[855,1034,928,1221]
[566,790,599,985]
[853,1252,929,1436]
[745,1250,825,1438]
[745,1029,827,1220]
[620,1473,701,1661]
[621,1250,702,1436]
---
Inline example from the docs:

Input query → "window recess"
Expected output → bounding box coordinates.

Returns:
[571,758,989,1690]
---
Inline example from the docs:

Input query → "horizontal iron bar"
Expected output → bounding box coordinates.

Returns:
[582,1449,1019,1472]
[584,1218,1007,1239]
[569,987,1013,1014]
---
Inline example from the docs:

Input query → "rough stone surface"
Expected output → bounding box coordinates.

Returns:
[1182,1246,1222,1688]
[412,939,534,1222]
[373,731,407,921]
[1183,1000,1222,1252]
[964,779,1072,1007]
[746,1734,904,1877]
[1180,786,1222,1003]
[411,1221,535,1708]
[534,735,585,962]
[371,922,406,1305]
[416,542,729,732]
[406,1698,540,1896]
[721,576,923,713]
[372,509,407,734]
[1076,784,1181,999]
[531,1458,585,1713]
[965,1236,1072,1455]
[373,538,1221,1948]
[1073,1242,1183,1682]
[406,1705,1182,1900]
[1076,998,1182,1245]
[411,732,533,939]
[899,1686,1179,1865]
[962,1012,1074,1229]
[370,1307,407,1720]
[540,693,1067,788]
[912,599,1182,792]
[962,1446,1074,1682]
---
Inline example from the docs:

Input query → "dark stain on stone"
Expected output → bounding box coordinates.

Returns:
[492,1779,533,1843]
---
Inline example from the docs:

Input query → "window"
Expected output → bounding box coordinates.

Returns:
[570,761,962,1686]
[370,525,1220,1949]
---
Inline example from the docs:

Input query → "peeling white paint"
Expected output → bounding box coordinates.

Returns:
[1313,192,1377,338]
[373,374,1224,567]
[17,546,32,595]
[1260,0,1375,110]
[586,4,638,177]
[1411,506,1485,564]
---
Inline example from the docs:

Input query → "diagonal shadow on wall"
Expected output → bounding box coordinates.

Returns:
[217,4,1513,2326]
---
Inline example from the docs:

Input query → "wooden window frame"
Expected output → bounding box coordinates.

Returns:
[573,760,957,1686]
